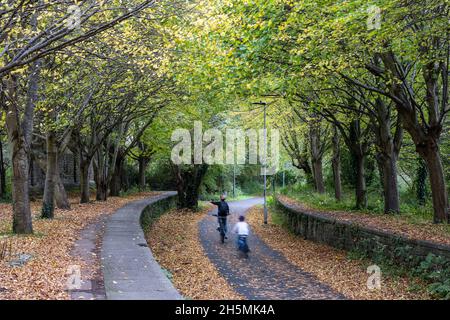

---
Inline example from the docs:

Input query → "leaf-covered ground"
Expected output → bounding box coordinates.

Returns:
[145,205,243,300]
[246,206,431,300]
[0,192,159,300]
[278,195,450,245]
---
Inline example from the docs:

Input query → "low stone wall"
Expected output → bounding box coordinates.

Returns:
[275,196,450,267]
[140,192,178,232]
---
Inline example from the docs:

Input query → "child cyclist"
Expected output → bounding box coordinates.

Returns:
[232,215,250,258]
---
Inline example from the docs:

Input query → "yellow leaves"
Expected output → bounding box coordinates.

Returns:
[10,66,27,75]
[246,203,431,300]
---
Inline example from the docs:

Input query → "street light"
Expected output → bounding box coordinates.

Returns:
[232,163,236,198]
[252,101,268,224]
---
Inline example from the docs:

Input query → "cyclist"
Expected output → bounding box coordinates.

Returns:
[232,215,250,258]
[211,194,230,241]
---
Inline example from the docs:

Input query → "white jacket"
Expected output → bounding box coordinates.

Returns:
[232,221,250,236]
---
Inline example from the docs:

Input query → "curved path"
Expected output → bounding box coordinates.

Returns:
[199,198,346,300]
[101,192,182,300]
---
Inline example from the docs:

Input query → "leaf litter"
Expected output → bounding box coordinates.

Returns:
[0,192,159,300]
[246,206,431,300]
[145,205,243,300]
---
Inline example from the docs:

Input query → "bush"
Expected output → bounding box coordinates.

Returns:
[413,254,450,300]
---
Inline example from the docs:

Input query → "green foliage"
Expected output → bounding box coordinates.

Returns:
[267,198,289,228]
[198,164,265,200]
[281,183,439,225]
[0,167,12,203]
[414,254,450,300]
[348,238,450,299]
[282,184,377,212]
[146,159,177,191]
[199,165,234,199]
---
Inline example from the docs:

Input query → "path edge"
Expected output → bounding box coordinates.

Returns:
[101,191,182,300]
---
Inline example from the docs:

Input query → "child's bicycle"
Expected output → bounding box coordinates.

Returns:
[212,214,227,244]
[237,235,249,258]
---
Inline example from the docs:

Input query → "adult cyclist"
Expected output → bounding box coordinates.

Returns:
[211,194,230,243]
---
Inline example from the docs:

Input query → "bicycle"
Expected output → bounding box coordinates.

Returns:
[212,214,227,243]
[237,235,249,258]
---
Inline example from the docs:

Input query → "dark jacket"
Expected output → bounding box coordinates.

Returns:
[211,200,229,217]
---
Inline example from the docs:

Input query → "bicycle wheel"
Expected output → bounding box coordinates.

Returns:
[218,217,226,243]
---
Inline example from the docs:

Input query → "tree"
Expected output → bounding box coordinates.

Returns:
[291,108,329,194]
[331,125,342,201]
[279,120,313,185]
[172,163,209,210]
[0,124,6,199]
[0,0,159,233]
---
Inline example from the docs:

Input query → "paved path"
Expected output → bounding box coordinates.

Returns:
[101,192,183,300]
[70,215,107,300]
[199,198,346,300]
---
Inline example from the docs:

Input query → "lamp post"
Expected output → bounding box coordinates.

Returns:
[252,101,268,224]
[233,163,236,198]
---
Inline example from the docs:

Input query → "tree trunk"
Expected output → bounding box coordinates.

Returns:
[94,151,108,202]
[94,156,108,201]
[121,162,129,191]
[109,155,123,197]
[32,148,71,210]
[96,182,107,201]
[372,98,401,214]
[41,131,57,218]
[355,153,367,209]
[347,119,368,210]
[73,151,78,184]
[416,158,428,206]
[94,127,124,201]
[379,51,448,222]
[331,126,342,201]
[80,160,90,203]
[173,164,208,210]
[4,77,33,234]
[378,154,400,214]
[309,124,325,193]
[138,157,148,191]
[0,138,6,199]
[9,139,33,233]
[109,172,121,196]
[54,163,71,209]
[422,149,449,223]
[311,160,325,193]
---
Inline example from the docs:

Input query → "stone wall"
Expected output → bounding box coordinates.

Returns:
[276,196,450,266]
[140,192,178,232]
